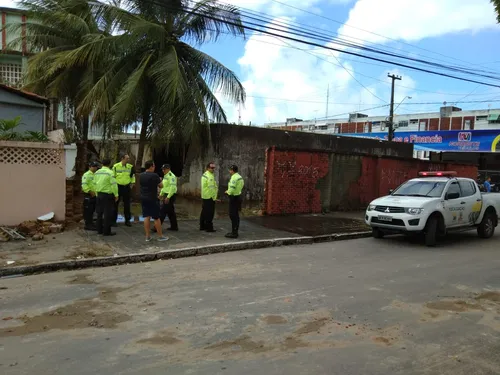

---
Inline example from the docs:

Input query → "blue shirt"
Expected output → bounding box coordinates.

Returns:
[484,181,491,192]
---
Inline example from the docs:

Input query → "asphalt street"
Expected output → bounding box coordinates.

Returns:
[1,231,500,375]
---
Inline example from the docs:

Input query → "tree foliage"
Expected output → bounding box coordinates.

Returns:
[8,0,246,168]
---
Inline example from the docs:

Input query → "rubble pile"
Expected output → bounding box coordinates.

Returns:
[16,220,64,241]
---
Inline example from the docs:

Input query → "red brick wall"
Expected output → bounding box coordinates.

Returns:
[429,118,440,131]
[264,148,478,215]
[264,148,329,215]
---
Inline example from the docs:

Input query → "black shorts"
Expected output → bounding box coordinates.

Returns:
[141,199,160,219]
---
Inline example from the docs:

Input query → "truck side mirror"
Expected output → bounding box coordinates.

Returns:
[389,189,393,194]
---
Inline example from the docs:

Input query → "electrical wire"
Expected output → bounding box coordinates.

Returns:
[268,0,493,73]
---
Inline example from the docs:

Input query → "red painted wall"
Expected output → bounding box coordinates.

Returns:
[264,148,478,215]
[264,148,329,215]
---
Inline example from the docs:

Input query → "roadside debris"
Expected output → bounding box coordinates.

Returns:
[0,227,25,241]
[37,212,55,221]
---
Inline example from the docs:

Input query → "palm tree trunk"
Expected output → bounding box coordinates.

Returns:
[136,106,150,170]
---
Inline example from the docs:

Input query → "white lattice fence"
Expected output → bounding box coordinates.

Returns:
[0,142,63,165]
[0,141,66,225]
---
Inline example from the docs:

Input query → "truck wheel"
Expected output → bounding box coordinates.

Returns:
[478,212,496,238]
[372,228,385,239]
[425,216,438,247]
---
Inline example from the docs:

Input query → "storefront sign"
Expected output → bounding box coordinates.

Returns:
[341,130,500,152]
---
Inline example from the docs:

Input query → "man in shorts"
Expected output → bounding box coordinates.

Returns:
[140,160,168,242]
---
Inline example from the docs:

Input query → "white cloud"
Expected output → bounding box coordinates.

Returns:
[338,0,497,44]
[222,0,353,16]
[221,0,499,125]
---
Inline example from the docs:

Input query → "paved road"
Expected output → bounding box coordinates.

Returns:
[1,232,500,375]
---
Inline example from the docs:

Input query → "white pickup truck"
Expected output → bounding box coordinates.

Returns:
[365,171,500,246]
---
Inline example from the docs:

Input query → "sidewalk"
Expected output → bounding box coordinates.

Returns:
[0,212,369,275]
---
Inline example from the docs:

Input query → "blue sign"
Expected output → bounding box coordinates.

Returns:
[341,130,500,152]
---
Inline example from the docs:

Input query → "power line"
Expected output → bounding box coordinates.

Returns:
[159,2,500,88]
[219,0,500,77]
[267,0,492,73]
[217,28,500,97]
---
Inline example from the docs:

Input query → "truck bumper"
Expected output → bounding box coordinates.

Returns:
[365,211,427,233]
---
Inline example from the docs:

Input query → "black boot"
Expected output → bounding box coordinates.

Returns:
[225,231,238,239]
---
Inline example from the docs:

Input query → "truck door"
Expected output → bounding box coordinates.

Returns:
[443,181,464,228]
[459,180,482,225]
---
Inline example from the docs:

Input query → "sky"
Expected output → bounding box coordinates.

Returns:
[2,0,500,126]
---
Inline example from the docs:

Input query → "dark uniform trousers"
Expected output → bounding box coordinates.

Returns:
[114,184,131,223]
[97,193,115,235]
[229,195,242,234]
[83,193,96,227]
[160,194,178,230]
[200,199,216,230]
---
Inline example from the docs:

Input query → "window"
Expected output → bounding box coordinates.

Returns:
[476,115,487,121]
[0,63,23,86]
[459,181,475,197]
[398,120,409,128]
[392,181,447,198]
[464,120,471,130]
[446,182,461,199]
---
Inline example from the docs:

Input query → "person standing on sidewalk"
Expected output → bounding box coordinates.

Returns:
[94,159,118,236]
[200,162,218,232]
[225,165,244,239]
[140,160,168,242]
[113,154,135,227]
[82,161,99,231]
[159,164,179,231]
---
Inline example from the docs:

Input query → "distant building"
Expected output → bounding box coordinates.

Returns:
[0,83,50,133]
[0,7,29,87]
[265,106,500,159]
[1,6,75,134]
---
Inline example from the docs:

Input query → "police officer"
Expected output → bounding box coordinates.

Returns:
[159,164,179,231]
[225,165,244,239]
[95,158,119,236]
[200,162,218,232]
[112,154,135,227]
[82,161,99,230]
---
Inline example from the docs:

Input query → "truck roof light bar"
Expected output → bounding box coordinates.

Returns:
[418,171,457,177]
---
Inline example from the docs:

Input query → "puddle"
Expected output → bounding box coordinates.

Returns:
[246,216,369,236]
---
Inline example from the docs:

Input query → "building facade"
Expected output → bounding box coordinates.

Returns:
[1,7,28,87]
[265,106,500,159]
[1,6,75,133]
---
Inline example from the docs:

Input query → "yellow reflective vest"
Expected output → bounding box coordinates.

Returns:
[94,167,118,197]
[227,173,244,196]
[201,171,218,200]
[81,170,96,194]
[112,162,136,186]
[160,171,178,199]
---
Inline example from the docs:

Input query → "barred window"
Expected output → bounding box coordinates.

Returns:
[0,63,23,86]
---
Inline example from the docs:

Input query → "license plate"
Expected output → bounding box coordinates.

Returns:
[378,215,393,222]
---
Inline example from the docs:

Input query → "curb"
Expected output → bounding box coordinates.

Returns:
[0,231,372,278]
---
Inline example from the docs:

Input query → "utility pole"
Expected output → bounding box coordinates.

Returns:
[387,73,402,141]
[325,84,329,118]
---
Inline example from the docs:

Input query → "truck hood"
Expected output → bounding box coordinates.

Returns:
[371,195,440,208]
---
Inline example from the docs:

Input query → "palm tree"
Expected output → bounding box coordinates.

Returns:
[6,0,112,178]
[63,0,246,168]
[493,0,500,21]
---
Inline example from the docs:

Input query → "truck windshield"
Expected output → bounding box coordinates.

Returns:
[392,181,446,198]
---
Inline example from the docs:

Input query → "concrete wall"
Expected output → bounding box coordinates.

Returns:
[264,147,478,215]
[180,124,414,200]
[0,89,45,133]
[0,141,66,224]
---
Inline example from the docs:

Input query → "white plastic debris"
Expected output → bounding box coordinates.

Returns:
[38,212,54,221]
[6,261,15,265]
